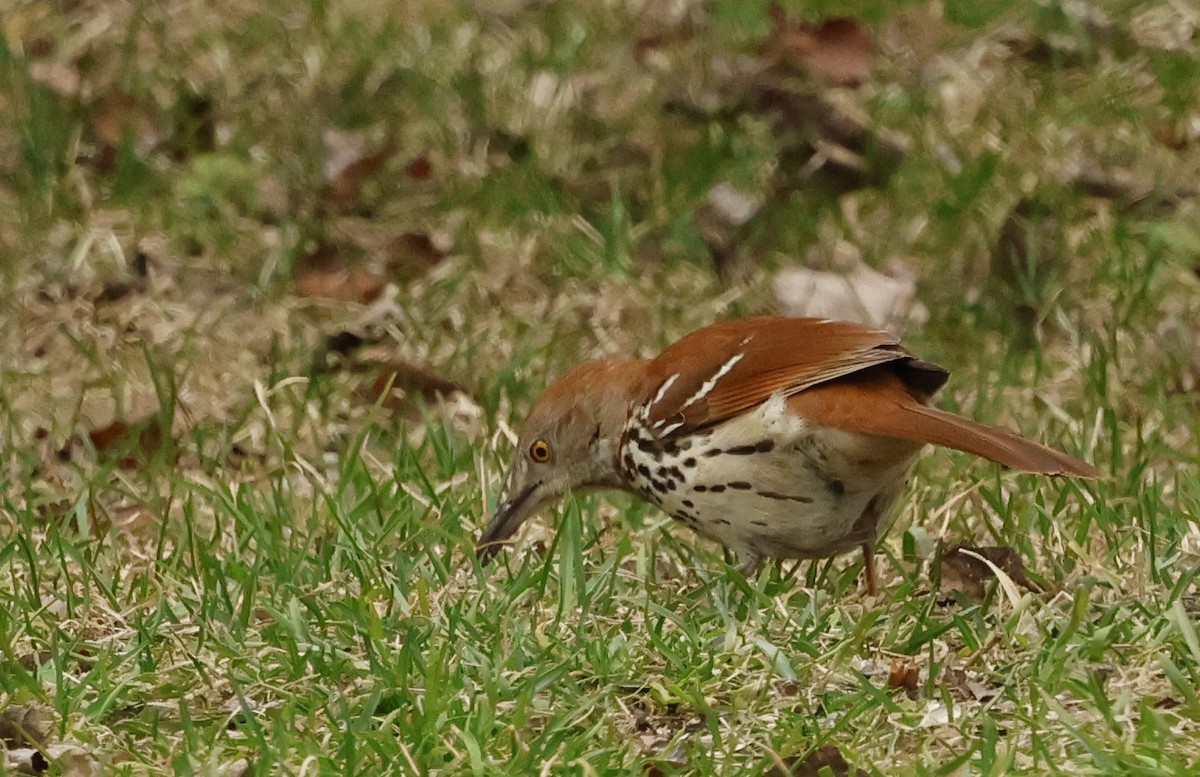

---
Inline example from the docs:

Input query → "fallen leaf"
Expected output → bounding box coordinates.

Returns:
[16,651,53,671]
[295,266,386,304]
[917,700,950,728]
[321,129,398,213]
[936,544,1039,602]
[225,758,253,777]
[28,60,80,97]
[386,231,448,281]
[773,262,928,330]
[49,745,101,777]
[404,156,433,180]
[942,667,999,703]
[90,91,158,148]
[294,241,386,304]
[763,6,875,86]
[769,744,853,776]
[0,704,50,749]
[887,658,919,698]
[83,414,171,469]
[368,361,467,415]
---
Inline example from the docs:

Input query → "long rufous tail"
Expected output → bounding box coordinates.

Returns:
[895,404,1099,477]
[790,370,1099,477]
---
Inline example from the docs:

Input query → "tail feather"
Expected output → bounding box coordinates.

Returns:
[888,404,1099,477]
[786,368,1100,477]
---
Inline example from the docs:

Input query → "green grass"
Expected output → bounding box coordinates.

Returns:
[2,0,1199,774]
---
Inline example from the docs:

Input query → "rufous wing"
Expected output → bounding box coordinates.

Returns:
[639,317,947,438]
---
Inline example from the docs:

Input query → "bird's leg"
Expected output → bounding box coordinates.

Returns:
[861,541,877,596]
[856,496,888,596]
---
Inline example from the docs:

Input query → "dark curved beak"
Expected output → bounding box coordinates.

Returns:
[476,480,542,564]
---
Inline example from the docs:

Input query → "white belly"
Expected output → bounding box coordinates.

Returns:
[622,393,921,561]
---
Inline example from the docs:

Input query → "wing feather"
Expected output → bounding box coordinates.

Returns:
[639,317,939,437]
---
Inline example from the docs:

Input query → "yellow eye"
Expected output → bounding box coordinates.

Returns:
[529,439,552,463]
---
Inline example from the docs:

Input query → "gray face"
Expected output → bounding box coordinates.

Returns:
[475,426,575,562]
[474,358,646,562]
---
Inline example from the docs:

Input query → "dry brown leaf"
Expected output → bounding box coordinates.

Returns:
[404,156,433,180]
[763,5,875,86]
[321,130,398,213]
[887,658,920,698]
[91,91,158,148]
[387,231,448,281]
[294,241,386,304]
[937,544,1039,602]
[16,651,53,671]
[294,266,386,304]
[942,667,1000,703]
[84,414,170,469]
[368,361,467,416]
[769,744,854,776]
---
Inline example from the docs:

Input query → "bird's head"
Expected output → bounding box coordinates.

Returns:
[476,358,647,562]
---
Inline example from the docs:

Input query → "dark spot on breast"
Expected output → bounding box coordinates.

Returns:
[713,518,731,526]
[665,466,684,480]
[683,457,697,468]
[750,520,768,527]
[681,499,694,508]
[725,440,775,455]
[727,481,752,490]
[693,484,708,493]
[637,464,651,479]
[757,489,814,504]
[708,484,726,493]
[704,448,723,458]
[828,479,845,497]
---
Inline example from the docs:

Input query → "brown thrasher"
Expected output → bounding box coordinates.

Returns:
[476,316,1097,591]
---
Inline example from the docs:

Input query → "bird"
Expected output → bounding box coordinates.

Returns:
[476,316,1098,592]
